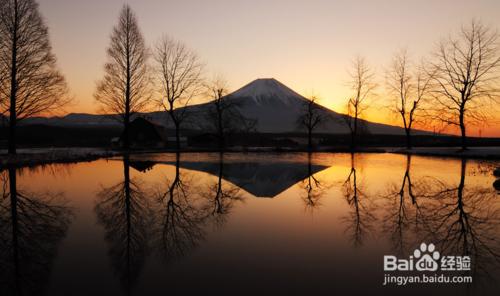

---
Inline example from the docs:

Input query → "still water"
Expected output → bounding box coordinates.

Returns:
[1,153,499,295]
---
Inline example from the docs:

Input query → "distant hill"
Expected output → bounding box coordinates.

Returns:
[19,78,430,135]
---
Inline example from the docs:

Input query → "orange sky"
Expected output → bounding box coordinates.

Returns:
[37,0,500,137]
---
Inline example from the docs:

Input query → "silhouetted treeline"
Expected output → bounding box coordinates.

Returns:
[2,125,500,149]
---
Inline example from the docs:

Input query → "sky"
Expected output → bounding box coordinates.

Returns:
[37,0,500,136]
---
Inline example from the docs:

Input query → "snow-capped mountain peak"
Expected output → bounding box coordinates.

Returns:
[229,78,307,106]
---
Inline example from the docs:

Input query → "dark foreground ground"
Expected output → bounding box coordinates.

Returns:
[1,124,500,149]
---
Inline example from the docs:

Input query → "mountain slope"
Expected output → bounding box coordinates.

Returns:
[192,78,411,135]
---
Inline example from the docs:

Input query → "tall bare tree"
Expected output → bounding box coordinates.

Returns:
[205,76,256,150]
[95,4,150,150]
[296,95,324,151]
[342,56,377,150]
[431,20,500,150]
[386,50,433,149]
[0,0,69,155]
[154,36,203,150]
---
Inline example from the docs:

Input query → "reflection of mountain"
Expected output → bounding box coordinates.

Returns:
[129,160,156,173]
[176,161,328,198]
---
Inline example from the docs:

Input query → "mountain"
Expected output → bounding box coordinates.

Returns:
[20,78,426,135]
[22,113,119,127]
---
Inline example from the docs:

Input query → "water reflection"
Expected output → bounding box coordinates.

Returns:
[341,153,376,247]
[379,157,500,286]
[298,153,328,212]
[200,153,244,228]
[0,168,72,296]
[176,155,328,198]
[95,155,153,292]
[153,153,206,262]
[1,153,499,295]
[420,159,500,281]
[380,155,425,255]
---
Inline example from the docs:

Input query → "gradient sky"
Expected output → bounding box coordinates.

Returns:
[38,0,500,136]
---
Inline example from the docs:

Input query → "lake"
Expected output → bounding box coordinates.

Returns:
[1,152,499,295]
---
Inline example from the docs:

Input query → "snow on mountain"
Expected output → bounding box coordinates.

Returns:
[229,78,308,107]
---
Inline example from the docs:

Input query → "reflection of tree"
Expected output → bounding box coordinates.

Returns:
[154,153,206,262]
[423,159,500,279]
[378,157,500,284]
[380,155,427,255]
[95,155,152,293]
[0,168,72,295]
[299,153,327,212]
[341,154,375,247]
[200,153,243,228]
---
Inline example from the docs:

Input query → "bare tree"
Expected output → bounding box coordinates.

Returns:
[95,4,150,150]
[205,76,256,150]
[296,95,325,151]
[431,20,500,150]
[0,0,69,155]
[342,56,377,150]
[386,50,433,149]
[154,36,203,151]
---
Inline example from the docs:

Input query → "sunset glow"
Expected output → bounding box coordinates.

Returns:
[36,0,500,136]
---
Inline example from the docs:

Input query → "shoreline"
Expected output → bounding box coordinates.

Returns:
[1,146,499,169]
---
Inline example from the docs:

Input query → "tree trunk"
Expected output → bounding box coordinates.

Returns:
[352,115,358,151]
[308,128,312,152]
[8,2,19,155]
[123,25,131,150]
[8,114,16,155]
[175,123,180,151]
[123,113,130,150]
[405,128,412,150]
[218,107,224,151]
[459,109,467,150]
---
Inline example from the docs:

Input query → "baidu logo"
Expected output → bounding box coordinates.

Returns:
[384,243,470,272]
[413,243,440,271]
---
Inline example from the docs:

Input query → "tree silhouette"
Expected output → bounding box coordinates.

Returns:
[342,56,377,150]
[296,96,325,152]
[386,50,433,149]
[95,4,151,149]
[95,156,153,293]
[0,0,69,154]
[204,76,256,150]
[430,20,500,150]
[0,168,72,295]
[154,37,203,151]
